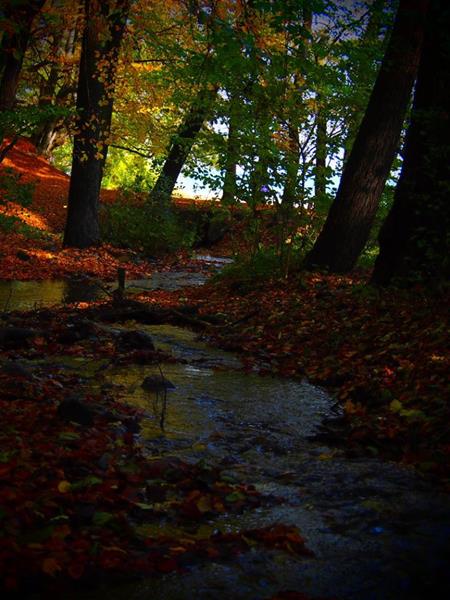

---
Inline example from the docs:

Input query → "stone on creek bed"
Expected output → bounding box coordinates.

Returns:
[0,326,40,349]
[141,375,176,392]
[116,329,156,351]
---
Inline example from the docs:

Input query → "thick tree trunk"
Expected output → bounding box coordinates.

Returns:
[149,86,217,208]
[64,0,130,248]
[372,1,450,286]
[304,0,428,273]
[344,0,386,160]
[0,0,45,111]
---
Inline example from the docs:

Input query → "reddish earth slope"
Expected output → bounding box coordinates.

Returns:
[0,139,159,280]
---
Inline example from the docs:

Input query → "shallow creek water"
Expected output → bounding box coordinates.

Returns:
[55,324,449,600]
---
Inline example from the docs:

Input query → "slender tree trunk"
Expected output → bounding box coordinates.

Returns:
[221,94,239,205]
[0,0,45,111]
[372,1,450,285]
[282,123,300,205]
[32,24,78,155]
[282,8,311,206]
[149,86,217,208]
[249,90,271,207]
[63,0,130,248]
[305,0,428,273]
[314,100,327,206]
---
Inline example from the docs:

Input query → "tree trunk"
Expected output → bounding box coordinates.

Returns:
[149,86,217,208]
[282,8,311,207]
[314,100,327,209]
[344,0,386,160]
[0,0,45,111]
[32,24,79,156]
[63,0,130,248]
[304,0,428,273]
[221,94,239,205]
[372,1,450,286]
[282,123,300,206]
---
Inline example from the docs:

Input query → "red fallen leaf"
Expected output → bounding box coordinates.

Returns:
[68,562,85,579]
[42,557,62,577]
[4,576,17,590]
[155,557,178,573]
[269,593,310,600]
[241,525,313,556]
[0,463,13,479]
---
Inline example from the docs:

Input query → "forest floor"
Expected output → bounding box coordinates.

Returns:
[0,139,449,597]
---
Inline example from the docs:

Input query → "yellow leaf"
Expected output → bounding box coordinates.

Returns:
[390,399,402,413]
[42,557,61,577]
[58,480,71,493]
[196,495,213,513]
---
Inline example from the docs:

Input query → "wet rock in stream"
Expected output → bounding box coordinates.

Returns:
[0,325,39,349]
[57,397,94,426]
[116,329,156,351]
[141,375,175,392]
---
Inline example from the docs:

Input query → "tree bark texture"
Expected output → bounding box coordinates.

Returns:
[149,86,217,208]
[343,0,386,160]
[64,0,130,248]
[304,0,429,273]
[372,1,450,285]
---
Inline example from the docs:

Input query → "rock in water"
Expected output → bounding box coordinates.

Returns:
[117,329,155,351]
[57,398,94,426]
[0,327,38,349]
[141,375,175,392]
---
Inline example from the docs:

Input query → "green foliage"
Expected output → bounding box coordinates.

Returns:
[0,213,48,240]
[215,245,305,294]
[100,200,196,255]
[51,141,73,174]
[0,168,34,207]
[0,105,72,141]
[102,147,157,192]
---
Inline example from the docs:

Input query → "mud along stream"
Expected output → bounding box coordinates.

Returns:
[1,260,449,600]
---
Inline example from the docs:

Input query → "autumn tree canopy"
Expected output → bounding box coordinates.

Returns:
[1,0,448,284]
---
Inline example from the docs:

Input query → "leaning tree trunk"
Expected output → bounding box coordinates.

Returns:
[304,0,429,273]
[149,86,217,208]
[343,0,386,160]
[63,0,130,248]
[372,0,450,286]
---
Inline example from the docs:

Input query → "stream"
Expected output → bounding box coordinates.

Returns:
[2,261,450,599]
[61,323,448,600]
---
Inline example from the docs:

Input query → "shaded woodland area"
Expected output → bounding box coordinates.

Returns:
[0,0,449,597]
